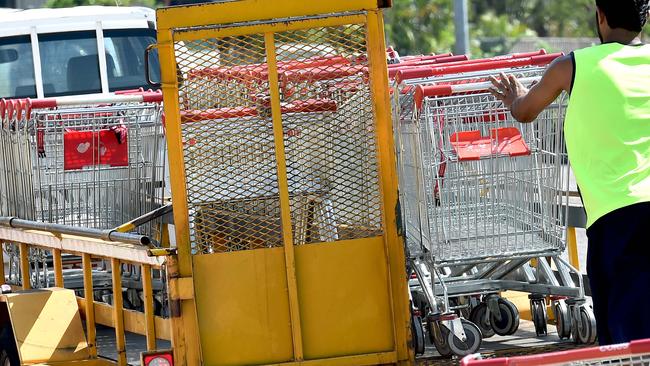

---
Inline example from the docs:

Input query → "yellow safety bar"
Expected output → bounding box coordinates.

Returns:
[0,224,170,366]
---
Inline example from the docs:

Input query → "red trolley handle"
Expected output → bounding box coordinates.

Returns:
[180,98,338,123]
[395,52,560,84]
[413,76,541,111]
[29,91,163,110]
[460,338,650,366]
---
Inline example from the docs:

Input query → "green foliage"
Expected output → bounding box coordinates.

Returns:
[46,0,157,7]
[383,0,650,57]
[383,0,455,56]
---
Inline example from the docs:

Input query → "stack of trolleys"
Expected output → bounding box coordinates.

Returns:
[392,52,597,357]
[23,92,166,236]
[0,92,166,291]
[389,50,554,355]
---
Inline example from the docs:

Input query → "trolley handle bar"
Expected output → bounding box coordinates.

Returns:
[395,52,560,84]
[29,91,163,109]
[186,55,351,80]
[0,217,152,246]
[414,76,540,111]
[0,98,31,121]
[460,338,650,365]
[180,98,337,123]
[389,51,547,71]
[281,64,368,83]
[388,55,469,79]
[387,53,458,67]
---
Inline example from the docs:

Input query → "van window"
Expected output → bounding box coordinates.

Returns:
[104,29,159,92]
[39,31,101,96]
[0,35,36,98]
[37,29,159,97]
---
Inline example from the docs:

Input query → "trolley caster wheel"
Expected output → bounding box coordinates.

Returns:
[490,297,520,336]
[447,319,482,357]
[469,303,495,338]
[553,300,572,340]
[530,298,548,337]
[572,305,597,345]
[431,321,452,357]
[410,313,426,356]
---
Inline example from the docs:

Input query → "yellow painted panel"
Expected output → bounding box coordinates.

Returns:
[172,14,366,42]
[157,0,381,30]
[5,288,90,364]
[295,238,394,359]
[193,247,294,365]
[503,291,555,323]
[269,351,397,366]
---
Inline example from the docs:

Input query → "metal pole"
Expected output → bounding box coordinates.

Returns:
[0,217,151,246]
[454,0,470,56]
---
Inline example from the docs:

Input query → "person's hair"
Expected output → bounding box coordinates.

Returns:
[596,0,650,32]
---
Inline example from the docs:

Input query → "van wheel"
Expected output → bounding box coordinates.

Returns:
[0,327,19,366]
[0,349,18,366]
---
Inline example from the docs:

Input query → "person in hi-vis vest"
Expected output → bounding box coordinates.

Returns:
[490,0,650,346]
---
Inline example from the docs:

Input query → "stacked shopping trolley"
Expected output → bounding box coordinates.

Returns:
[391,50,597,357]
[0,91,166,297]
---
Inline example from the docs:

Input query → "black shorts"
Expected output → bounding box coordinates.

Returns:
[586,201,650,345]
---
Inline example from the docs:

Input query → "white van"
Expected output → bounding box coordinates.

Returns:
[0,6,160,99]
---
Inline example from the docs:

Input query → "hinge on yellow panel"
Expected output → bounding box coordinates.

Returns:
[168,276,194,318]
[169,277,194,301]
[148,247,177,257]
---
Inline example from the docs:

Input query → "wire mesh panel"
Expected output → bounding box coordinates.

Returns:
[274,25,383,245]
[175,34,283,254]
[175,24,384,253]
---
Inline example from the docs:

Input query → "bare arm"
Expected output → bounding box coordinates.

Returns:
[489,55,573,123]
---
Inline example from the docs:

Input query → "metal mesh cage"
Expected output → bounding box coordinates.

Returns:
[174,22,384,254]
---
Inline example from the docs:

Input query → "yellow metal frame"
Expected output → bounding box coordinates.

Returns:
[157,0,388,30]
[0,227,169,366]
[157,1,410,365]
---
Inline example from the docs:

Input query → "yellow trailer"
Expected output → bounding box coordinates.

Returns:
[154,0,411,365]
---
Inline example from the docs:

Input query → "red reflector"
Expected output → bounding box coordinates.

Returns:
[142,350,173,366]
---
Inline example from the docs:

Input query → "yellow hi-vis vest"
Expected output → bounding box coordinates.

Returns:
[565,43,650,228]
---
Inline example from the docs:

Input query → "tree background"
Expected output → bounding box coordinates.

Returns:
[384,0,650,57]
[46,0,650,57]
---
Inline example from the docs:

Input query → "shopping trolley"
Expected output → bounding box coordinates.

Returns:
[0,92,166,289]
[27,93,166,234]
[462,338,650,365]
[393,53,595,357]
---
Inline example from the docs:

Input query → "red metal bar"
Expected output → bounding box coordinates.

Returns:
[180,98,338,123]
[395,51,558,84]
[461,339,650,366]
